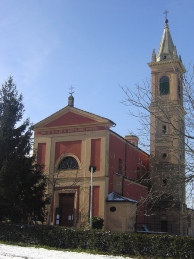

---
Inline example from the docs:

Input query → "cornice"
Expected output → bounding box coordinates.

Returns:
[148,59,186,73]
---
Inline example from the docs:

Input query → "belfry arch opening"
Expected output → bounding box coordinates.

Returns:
[159,76,169,95]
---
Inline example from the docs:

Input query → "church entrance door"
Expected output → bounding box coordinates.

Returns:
[59,193,75,227]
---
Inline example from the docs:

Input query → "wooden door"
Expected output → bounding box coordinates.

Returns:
[59,193,75,227]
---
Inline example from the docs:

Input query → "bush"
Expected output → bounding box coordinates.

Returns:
[0,223,194,258]
[92,217,104,229]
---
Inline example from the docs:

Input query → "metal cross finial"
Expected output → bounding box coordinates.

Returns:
[164,10,169,20]
[69,85,74,96]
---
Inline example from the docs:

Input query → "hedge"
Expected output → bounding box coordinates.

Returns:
[0,223,194,258]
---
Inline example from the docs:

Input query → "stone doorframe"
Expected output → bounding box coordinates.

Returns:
[53,188,79,226]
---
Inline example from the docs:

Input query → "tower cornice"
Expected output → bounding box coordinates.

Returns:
[148,59,186,73]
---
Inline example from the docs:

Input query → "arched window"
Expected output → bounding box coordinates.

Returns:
[159,76,169,95]
[58,156,79,170]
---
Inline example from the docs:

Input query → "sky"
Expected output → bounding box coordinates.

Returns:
[0,244,134,259]
[0,0,193,141]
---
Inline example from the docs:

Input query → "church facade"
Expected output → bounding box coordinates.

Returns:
[33,96,149,231]
[33,18,194,235]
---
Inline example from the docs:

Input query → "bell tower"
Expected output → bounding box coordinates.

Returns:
[148,17,186,235]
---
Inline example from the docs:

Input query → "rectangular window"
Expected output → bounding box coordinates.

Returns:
[118,158,122,174]
[160,83,169,95]
[162,125,166,133]
[160,76,169,95]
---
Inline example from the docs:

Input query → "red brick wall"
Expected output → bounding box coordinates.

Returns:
[91,139,101,171]
[108,132,149,227]
[55,140,82,162]
[124,143,149,180]
[109,132,149,193]
[123,180,147,201]
[109,134,126,174]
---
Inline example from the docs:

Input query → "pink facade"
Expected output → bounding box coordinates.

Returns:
[37,143,46,166]
[55,140,82,162]
[34,105,149,230]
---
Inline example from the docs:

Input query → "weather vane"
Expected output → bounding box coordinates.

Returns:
[69,85,74,96]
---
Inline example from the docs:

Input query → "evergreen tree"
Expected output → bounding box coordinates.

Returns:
[0,76,50,223]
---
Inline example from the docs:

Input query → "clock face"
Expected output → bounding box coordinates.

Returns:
[58,156,78,170]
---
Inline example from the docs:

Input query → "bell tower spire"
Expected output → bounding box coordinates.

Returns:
[148,14,187,235]
[156,13,178,62]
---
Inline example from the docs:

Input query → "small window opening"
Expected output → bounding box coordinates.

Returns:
[162,125,166,133]
[163,179,167,186]
[162,153,167,159]
[110,206,116,212]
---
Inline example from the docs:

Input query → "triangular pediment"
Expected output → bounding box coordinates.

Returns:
[33,106,115,131]
[43,111,97,128]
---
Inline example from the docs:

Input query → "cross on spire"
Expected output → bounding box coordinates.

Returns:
[164,10,169,24]
[69,85,74,96]
[163,10,169,19]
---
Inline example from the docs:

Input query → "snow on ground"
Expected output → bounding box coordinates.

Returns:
[0,244,135,259]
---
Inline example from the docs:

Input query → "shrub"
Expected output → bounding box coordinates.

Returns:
[0,223,194,258]
[92,217,104,229]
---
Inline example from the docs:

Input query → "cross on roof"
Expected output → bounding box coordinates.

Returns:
[69,85,74,96]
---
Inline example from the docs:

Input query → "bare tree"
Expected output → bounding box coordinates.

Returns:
[121,65,194,212]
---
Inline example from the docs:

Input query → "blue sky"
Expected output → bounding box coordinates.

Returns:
[0,0,193,140]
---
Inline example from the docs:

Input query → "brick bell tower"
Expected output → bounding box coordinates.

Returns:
[147,16,187,235]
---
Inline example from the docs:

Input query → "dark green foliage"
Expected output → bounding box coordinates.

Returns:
[0,224,194,258]
[0,77,50,222]
[0,77,31,164]
[92,216,104,229]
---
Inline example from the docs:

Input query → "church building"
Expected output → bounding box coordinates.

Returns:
[33,93,149,231]
[33,17,194,235]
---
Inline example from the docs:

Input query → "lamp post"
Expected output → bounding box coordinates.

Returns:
[89,165,96,229]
